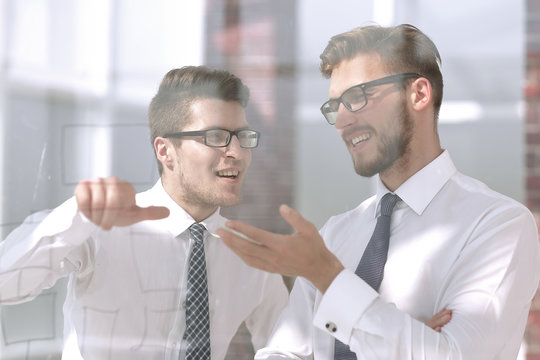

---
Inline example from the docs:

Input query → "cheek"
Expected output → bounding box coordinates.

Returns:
[245,151,252,167]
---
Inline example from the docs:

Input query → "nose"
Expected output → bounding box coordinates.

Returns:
[224,134,245,158]
[333,103,355,129]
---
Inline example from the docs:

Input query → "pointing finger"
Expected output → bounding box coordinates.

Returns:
[279,204,317,235]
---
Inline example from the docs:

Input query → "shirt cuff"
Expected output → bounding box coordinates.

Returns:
[313,268,378,344]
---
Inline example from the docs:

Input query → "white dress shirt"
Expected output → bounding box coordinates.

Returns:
[0,180,289,360]
[256,150,540,360]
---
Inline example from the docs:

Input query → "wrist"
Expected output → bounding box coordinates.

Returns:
[311,254,344,294]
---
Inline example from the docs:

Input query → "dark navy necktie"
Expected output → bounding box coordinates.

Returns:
[334,193,400,359]
[182,223,211,360]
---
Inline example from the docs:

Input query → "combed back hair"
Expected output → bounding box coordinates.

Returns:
[148,65,250,174]
[319,24,443,121]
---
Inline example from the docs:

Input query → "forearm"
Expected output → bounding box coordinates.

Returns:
[0,198,96,303]
[246,273,290,351]
[255,277,317,360]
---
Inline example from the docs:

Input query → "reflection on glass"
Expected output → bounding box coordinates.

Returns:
[0,0,534,359]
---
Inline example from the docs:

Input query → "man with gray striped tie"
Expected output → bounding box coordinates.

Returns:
[219,24,540,359]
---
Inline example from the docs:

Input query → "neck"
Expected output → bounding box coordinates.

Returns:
[380,143,443,192]
[160,178,218,222]
[181,203,218,223]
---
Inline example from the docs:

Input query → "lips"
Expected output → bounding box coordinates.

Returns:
[351,133,371,147]
[216,170,239,178]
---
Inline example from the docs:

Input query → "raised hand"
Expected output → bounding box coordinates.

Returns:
[74,176,170,230]
[217,204,344,293]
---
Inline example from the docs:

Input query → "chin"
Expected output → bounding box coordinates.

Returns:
[354,161,382,178]
[217,194,242,207]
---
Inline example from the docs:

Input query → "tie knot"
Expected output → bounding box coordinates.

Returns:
[190,223,206,243]
[380,193,400,217]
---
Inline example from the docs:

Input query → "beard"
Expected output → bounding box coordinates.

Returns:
[178,171,243,209]
[353,99,414,177]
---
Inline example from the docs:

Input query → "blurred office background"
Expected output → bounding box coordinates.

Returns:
[0,0,539,358]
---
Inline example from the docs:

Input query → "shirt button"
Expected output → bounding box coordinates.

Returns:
[325,322,337,333]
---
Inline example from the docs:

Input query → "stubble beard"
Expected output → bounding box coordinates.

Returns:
[175,164,243,211]
[182,175,242,209]
[353,100,414,177]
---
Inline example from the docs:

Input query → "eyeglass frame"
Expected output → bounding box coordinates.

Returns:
[320,73,424,125]
[162,127,261,148]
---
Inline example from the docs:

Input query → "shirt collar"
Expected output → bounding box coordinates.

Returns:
[374,150,457,216]
[142,180,225,238]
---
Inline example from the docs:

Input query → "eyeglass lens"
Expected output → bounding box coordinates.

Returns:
[205,129,258,148]
[321,86,368,124]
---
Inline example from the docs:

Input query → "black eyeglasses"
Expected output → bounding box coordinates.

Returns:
[162,128,260,148]
[320,73,422,125]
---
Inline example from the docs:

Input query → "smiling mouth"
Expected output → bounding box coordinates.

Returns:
[216,170,239,179]
[351,133,371,147]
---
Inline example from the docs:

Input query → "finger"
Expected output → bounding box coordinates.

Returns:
[429,316,448,329]
[218,227,282,264]
[129,206,170,224]
[217,227,277,267]
[217,227,265,251]
[89,178,106,227]
[425,308,452,330]
[75,180,92,219]
[437,309,452,323]
[221,226,262,244]
[222,220,282,248]
[100,177,121,230]
[433,308,450,318]
[279,204,317,234]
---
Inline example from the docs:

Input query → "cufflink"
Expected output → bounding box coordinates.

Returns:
[325,322,337,333]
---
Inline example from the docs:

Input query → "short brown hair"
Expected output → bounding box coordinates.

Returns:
[148,65,250,174]
[319,24,443,120]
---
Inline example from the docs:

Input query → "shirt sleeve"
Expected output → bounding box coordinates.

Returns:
[314,204,540,359]
[244,272,290,351]
[0,197,99,304]
[254,275,317,360]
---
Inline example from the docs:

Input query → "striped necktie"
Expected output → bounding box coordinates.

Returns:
[182,223,211,360]
[334,193,400,359]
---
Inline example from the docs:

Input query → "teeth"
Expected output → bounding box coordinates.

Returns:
[217,170,239,177]
[352,134,371,146]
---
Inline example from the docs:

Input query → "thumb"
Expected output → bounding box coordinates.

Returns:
[279,204,315,234]
[135,206,170,222]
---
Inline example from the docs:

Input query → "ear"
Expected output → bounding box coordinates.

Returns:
[154,137,175,170]
[409,77,432,112]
